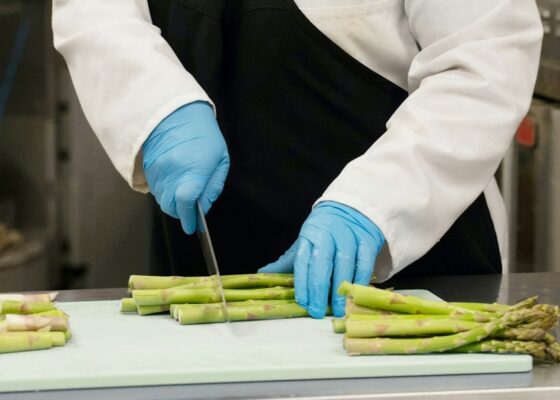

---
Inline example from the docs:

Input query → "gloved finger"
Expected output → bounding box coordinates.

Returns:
[294,238,312,308]
[175,177,206,235]
[307,231,335,319]
[258,240,298,274]
[331,227,357,318]
[354,234,378,286]
[158,186,179,219]
[199,155,230,214]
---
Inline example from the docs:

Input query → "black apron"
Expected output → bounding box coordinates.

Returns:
[147,0,502,278]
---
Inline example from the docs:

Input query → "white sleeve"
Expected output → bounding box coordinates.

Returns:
[317,0,542,280]
[52,0,214,192]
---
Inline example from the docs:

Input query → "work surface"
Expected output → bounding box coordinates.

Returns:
[0,293,531,392]
[1,272,560,400]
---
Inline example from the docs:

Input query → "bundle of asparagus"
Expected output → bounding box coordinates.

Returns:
[121,273,316,324]
[332,281,560,363]
[0,292,71,354]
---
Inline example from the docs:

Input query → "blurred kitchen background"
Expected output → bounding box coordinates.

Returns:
[0,0,559,291]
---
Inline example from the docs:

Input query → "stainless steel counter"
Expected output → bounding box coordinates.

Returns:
[3,273,560,400]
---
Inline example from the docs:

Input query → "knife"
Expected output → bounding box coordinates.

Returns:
[196,201,230,322]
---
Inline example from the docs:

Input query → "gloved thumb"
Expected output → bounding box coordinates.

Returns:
[199,155,230,215]
[175,177,206,234]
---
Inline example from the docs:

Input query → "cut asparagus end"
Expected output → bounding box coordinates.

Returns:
[120,298,138,313]
[332,319,346,333]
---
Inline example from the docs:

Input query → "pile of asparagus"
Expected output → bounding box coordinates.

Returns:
[121,273,314,324]
[333,281,560,363]
[0,292,71,354]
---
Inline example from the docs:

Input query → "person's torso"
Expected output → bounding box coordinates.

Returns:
[147,0,503,278]
[295,0,415,91]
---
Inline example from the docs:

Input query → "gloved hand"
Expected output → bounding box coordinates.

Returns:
[143,101,230,234]
[259,201,384,318]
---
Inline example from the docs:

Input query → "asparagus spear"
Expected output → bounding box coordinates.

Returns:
[128,275,212,290]
[183,274,295,290]
[176,302,308,324]
[449,301,509,314]
[344,318,481,338]
[338,281,469,315]
[171,299,298,319]
[333,313,462,333]
[0,332,54,353]
[0,300,56,315]
[128,273,294,291]
[335,315,557,344]
[0,292,58,302]
[348,314,457,321]
[4,314,68,332]
[34,309,68,317]
[332,319,346,333]
[120,298,172,315]
[120,298,137,313]
[338,282,537,319]
[138,304,170,316]
[343,310,533,356]
[345,298,400,316]
[132,286,294,306]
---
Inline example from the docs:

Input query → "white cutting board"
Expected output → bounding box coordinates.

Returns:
[0,290,532,392]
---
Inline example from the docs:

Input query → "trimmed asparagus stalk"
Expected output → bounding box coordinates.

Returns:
[120,298,137,313]
[138,304,170,316]
[128,273,294,291]
[172,299,298,319]
[42,332,66,347]
[34,309,68,317]
[0,300,56,314]
[344,318,481,338]
[120,298,172,315]
[133,286,294,306]
[332,319,346,333]
[128,275,212,290]
[182,274,295,290]
[4,314,68,332]
[0,332,53,353]
[0,292,58,302]
[176,302,308,324]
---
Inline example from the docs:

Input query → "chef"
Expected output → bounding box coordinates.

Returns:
[52,0,542,319]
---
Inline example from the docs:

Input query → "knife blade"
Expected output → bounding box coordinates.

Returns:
[196,201,230,322]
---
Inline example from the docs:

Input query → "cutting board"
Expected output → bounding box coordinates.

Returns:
[0,290,532,392]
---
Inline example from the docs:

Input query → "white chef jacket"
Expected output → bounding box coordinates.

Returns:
[52,0,543,281]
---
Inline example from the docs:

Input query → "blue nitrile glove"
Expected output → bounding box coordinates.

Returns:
[143,101,230,234]
[259,201,385,318]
